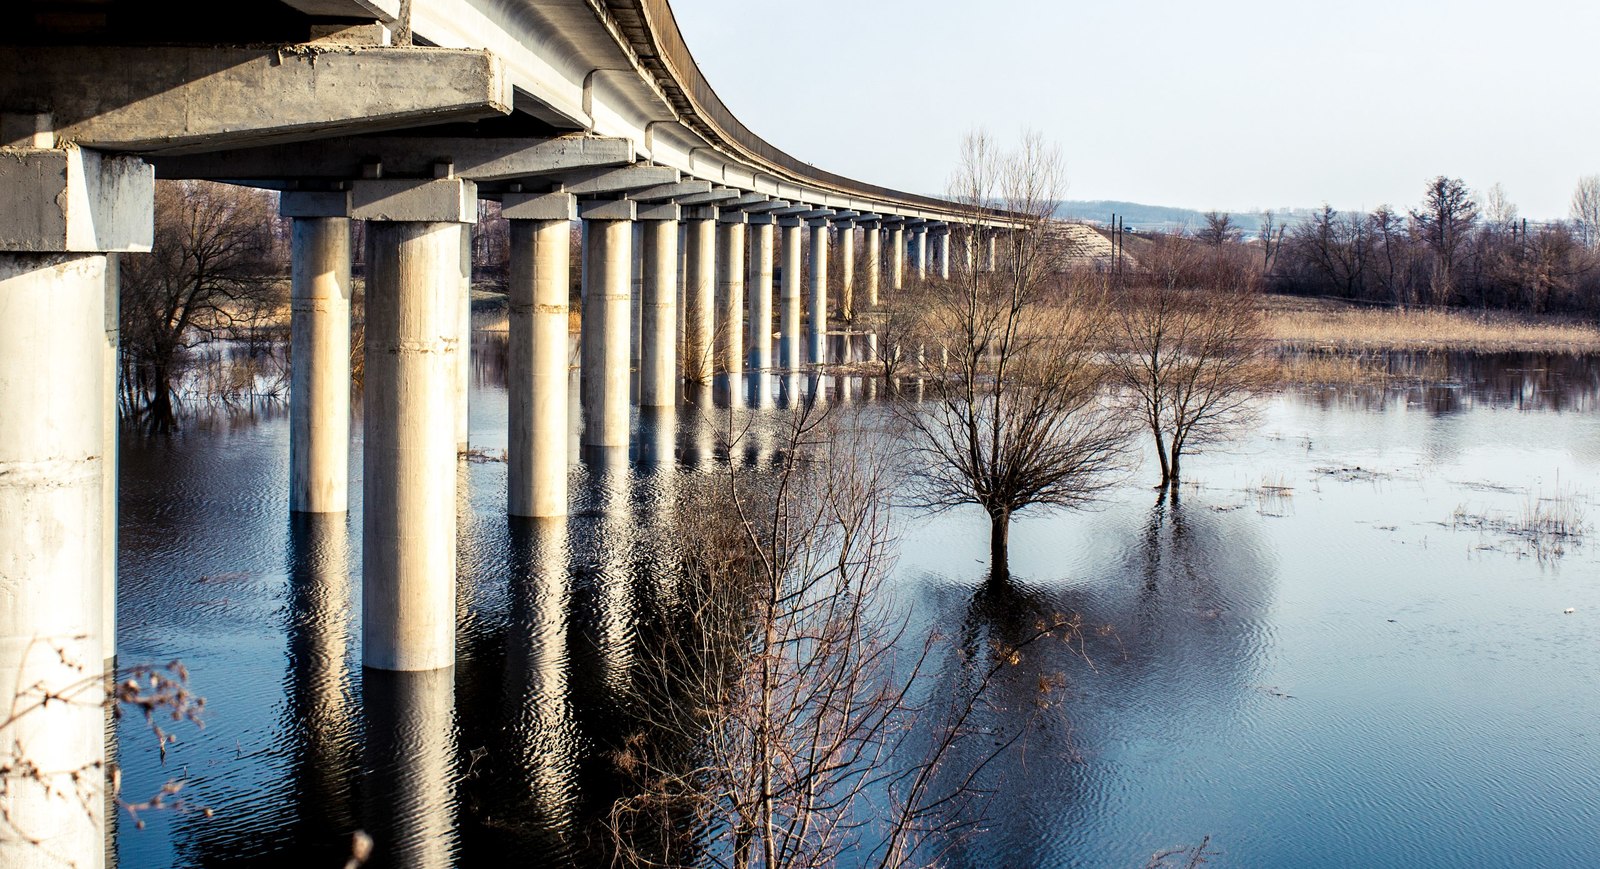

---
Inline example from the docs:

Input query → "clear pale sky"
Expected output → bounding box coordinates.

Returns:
[671,1,1600,219]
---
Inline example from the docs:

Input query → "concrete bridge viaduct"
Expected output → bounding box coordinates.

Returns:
[0,2,1018,862]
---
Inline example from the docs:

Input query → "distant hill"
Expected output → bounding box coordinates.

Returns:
[1054,200,1319,237]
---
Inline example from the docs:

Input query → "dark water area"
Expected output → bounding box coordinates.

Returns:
[115,345,1600,868]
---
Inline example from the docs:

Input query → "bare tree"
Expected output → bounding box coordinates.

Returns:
[1258,210,1286,274]
[904,131,1133,578]
[1195,211,1240,247]
[1571,174,1600,251]
[119,180,278,429]
[1410,176,1479,306]
[1110,239,1270,496]
[609,404,1070,868]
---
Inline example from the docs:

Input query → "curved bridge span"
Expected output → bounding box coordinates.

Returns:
[0,6,1022,863]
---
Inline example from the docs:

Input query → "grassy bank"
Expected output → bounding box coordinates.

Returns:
[1262,295,1600,353]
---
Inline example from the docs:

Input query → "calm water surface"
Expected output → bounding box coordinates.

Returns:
[115,346,1600,867]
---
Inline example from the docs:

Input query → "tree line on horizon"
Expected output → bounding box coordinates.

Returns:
[1181,175,1600,315]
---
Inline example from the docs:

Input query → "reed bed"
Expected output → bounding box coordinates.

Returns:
[1264,301,1600,353]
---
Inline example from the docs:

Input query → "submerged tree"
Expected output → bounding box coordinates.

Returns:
[119,180,277,429]
[904,131,1132,578]
[1110,238,1270,496]
[610,404,1070,868]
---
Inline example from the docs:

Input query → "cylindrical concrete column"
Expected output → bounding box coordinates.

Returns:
[362,221,460,671]
[457,224,473,451]
[864,226,881,308]
[508,218,571,518]
[0,252,109,868]
[102,256,119,661]
[913,228,928,280]
[290,217,352,514]
[889,224,905,291]
[716,220,745,379]
[779,221,803,369]
[639,218,679,407]
[985,232,997,272]
[838,224,855,321]
[936,231,950,280]
[683,216,716,382]
[807,221,829,365]
[748,221,774,373]
[581,218,632,447]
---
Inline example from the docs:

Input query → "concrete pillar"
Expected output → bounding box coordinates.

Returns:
[102,256,119,662]
[287,213,352,514]
[630,221,643,388]
[984,232,997,272]
[0,143,150,869]
[504,192,574,518]
[683,210,716,382]
[864,224,881,308]
[807,219,829,365]
[913,226,928,280]
[838,222,855,321]
[457,224,473,451]
[747,218,775,407]
[779,219,803,369]
[0,253,112,869]
[355,176,475,672]
[716,214,746,380]
[936,230,950,280]
[889,223,905,291]
[580,200,635,448]
[639,213,679,408]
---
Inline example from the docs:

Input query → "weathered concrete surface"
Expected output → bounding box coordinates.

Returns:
[808,221,829,364]
[683,214,716,382]
[156,134,633,183]
[289,217,353,513]
[837,223,855,320]
[508,217,571,518]
[889,224,905,291]
[639,218,679,407]
[581,218,631,447]
[362,221,460,671]
[864,226,881,307]
[779,221,803,369]
[457,224,472,450]
[0,252,109,869]
[716,219,745,378]
[102,256,119,658]
[0,46,511,154]
[351,178,478,224]
[747,220,774,373]
[0,146,152,253]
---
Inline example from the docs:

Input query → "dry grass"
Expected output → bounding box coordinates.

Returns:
[1262,295,1600,353]
[1271,351,1393,386]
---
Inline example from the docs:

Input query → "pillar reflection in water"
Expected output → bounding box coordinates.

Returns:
[579,445,635,688]
[637,405,678,471]
[500,518,579,838]
[682,382,717,470]
[361,667,458,869]
[286,514,358,849]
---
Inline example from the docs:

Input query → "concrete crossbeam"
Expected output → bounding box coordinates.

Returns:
[558,165,679,196]
[629,180,712,202]
[351,179,478,223]
[502,191,578,221]
[280,0,401,20]
[676,187,741,206]
[0,46,511,154]
[156,135,633,183]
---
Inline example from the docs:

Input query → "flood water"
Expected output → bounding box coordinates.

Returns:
[114,345,1600,868]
